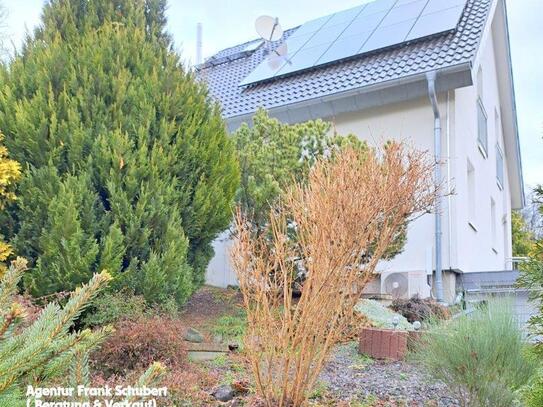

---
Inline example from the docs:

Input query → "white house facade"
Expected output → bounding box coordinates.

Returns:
[198,0,524,303]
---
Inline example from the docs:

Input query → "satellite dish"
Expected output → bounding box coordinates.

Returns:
[255,15,283,42]
[272,42,288,57]
[267,42,289,69]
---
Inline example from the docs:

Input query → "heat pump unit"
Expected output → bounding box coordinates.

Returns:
[380,271,431,299]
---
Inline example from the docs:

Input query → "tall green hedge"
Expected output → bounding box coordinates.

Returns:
[0,0,239,304]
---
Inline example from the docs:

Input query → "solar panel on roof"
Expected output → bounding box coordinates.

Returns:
[239,0,468,87]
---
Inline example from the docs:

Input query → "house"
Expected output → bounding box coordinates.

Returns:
[198,0,524,304]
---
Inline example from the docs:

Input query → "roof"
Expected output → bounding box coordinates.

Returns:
[198,0,491,121]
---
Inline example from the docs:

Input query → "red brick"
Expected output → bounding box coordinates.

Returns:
[358,327,408,361]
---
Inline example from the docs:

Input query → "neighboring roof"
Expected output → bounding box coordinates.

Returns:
[198,0,491,121]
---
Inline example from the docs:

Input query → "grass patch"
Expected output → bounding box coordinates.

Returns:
[350,395,379,407]
[211,308,247,344]
[335,341,374,370]
[309,381,329,400]
[412,298,535,406]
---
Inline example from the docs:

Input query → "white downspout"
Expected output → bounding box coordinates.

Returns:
[446,91,453,270]
[426,71,444,303]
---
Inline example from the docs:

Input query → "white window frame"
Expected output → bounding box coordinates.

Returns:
[491,198,497,253]
[496,143,504,190]
[467,159,477,231]
[477,98,488,158]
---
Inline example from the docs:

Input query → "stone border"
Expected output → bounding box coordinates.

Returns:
[358,327,408,360]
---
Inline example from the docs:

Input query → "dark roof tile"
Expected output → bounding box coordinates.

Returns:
[194,0,491,120]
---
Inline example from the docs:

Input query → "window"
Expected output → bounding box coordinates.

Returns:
[496,144,504,189]
[495,108,502,143]
[477,66,484,98]
[477,98,488,156]
[476,66,487,157]
[467,160,476,230]
[503,215,509,265]
[491,198,497,253]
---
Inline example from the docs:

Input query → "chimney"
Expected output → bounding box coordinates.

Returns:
[196,23,203,65]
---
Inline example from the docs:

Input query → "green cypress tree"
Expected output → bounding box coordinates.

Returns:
[0,0,239,304]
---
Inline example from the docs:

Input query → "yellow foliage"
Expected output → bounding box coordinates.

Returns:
[0,132,21,209]
[0,132,21,268]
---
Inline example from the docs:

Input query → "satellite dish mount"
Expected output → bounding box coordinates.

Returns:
[254,15,291,69]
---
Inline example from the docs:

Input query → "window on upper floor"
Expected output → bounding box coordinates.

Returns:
[477,98,488,157]
[496,143,504,189]
[477,66,484,98]
[476,66,488,157]
[467,159,477,230]
[495,108,502,142]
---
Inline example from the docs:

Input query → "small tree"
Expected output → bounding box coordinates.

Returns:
[517,182,543,405]
[0,260,165,406]
[0,0,239,304]
[234,109,363,230]
[512,211,536,257]
[231,143,436,406]
[234,109,407,259]
[0,258,111,404]
[519,186,543,342]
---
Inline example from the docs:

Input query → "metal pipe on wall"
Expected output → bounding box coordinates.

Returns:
[426,71,444,303]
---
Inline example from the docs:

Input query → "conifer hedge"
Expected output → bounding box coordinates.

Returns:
[0,0,239,304]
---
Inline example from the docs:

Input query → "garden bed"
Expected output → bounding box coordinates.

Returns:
[136,286,460,406]
[317,342,460,406]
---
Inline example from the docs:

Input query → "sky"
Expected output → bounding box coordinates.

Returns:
[2,0,542,188]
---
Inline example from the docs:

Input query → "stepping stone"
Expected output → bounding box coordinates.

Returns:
[211,385,235,402]
[188,350,226,362]
[186,342,229,362]
[184,327,204,343]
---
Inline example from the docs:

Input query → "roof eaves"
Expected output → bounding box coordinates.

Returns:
[224,61,473,131]
[501,0,525,207]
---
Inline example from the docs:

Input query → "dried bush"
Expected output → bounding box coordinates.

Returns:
[231,144,436,406]
[390,295,450,323]
[91,316,186,376]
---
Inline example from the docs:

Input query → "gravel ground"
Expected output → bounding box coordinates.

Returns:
[319,342,460,406]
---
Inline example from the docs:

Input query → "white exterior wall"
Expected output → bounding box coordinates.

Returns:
[453,29,512,273]
[332,45,512,277]
[206,6,519,289]
[331,97,449,276]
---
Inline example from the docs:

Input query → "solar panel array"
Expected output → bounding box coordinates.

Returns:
[240,0,468,86]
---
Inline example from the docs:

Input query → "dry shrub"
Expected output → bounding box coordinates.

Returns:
[161,368,219,406]
[390,295,450,323]
[231,144,437,406]
[12,294,42,326]
[338,305,371,342]
[91,316,186,376]
[91,361,220,407]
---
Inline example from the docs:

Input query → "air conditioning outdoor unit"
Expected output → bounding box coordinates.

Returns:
[380,271,431,299]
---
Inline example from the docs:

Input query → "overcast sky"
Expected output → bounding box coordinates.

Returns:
[2,0,542,188]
